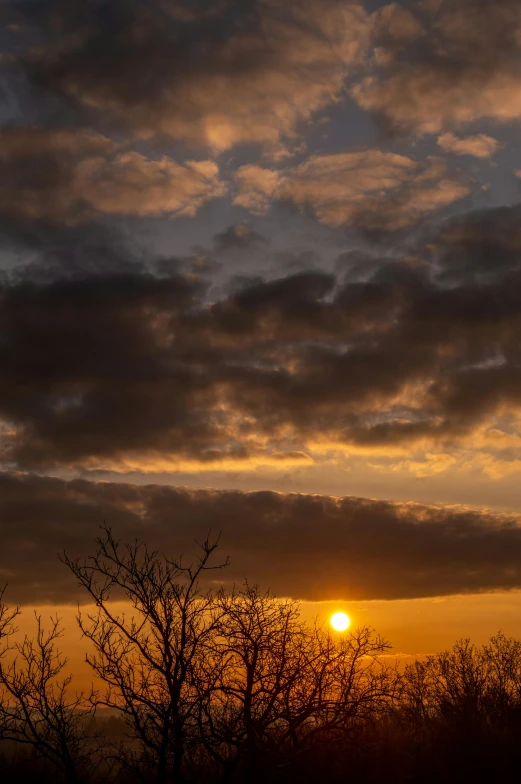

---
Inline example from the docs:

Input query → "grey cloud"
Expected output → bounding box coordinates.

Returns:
[0,203,521,467]
[1,472,521,604]
[214,224,268,251]
[0,217,143,281]
[14,0,369,155]
[352,0,521,136]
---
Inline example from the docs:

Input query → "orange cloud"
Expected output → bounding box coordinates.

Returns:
[233,165,281,214]
[438,133,500,159]
[75,154,225,218]
[353,0,521,136]
[0,128,226,223]
[234,151,469,228]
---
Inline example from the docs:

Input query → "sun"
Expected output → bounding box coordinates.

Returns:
[330,611,350,632]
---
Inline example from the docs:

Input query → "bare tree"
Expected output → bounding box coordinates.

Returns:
[296,623,398,747]
[482,632,521,727]
[62,526,228,784]
[198,585,397,782]
[403,633,521,737]
[197,584,308,780]
[0,587,19,647]
[0,609,97,784]
[0,585,20,737]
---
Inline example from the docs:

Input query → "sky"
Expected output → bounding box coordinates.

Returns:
[2,0,521,657]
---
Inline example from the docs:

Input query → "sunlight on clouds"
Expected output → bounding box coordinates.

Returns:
[37,0,371,156]
[0,128,226,223]
[233,165,282,215]
[234,151,469,228]
[437,132,500,159]
[78,449,314,475]
[387,452,457,478]
[76,154,226,218]
[353,0,521,135]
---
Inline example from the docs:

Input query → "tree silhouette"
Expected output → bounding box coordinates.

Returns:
[0,606,96,784]
[197,584,308,781]
[197,584,396,782]
[63,526,228,784]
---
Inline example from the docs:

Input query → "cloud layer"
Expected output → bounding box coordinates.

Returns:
[353,0,521,136]
[2,0,506,235]
[17,0,369,156]
[0,128,225,223]
[234,152,469,228]
[1,472,521,604]
[0,201,520,473]
[437,133,500,159]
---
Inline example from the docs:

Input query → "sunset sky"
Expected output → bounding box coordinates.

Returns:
[2,0,521,659]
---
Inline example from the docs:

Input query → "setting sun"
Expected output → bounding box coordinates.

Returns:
[330,611,350,632]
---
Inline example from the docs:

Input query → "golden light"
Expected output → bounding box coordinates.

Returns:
[330,611,350,632]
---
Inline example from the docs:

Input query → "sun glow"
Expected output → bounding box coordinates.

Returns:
[330,611,350,632]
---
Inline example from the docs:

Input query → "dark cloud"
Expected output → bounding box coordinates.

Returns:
[0,1,490,240]
[0,213,144,284]
[0,268,213,468]
[214,224,267,251]
[0,471,520,604]
[11,0,369,155]
[432,205,521,285]
[1,202,521,467]
[353,0,521,136]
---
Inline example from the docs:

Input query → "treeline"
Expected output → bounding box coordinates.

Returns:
[0,528,520,784]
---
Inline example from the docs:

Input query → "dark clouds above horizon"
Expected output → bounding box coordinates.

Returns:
[2,471,521,605]
[1,203,521,474]
[2,0,521,602]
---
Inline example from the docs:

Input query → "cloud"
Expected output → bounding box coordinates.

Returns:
[234,151,469,228]
[1,472,521,604]
[390,452,458,478]
[0,127,225,223]
[17,0,370,155]
[0,202,521,470]
[352,0,521,136]
[233,166,282,215]
[437,133,500,159]
[213,223,268,251]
